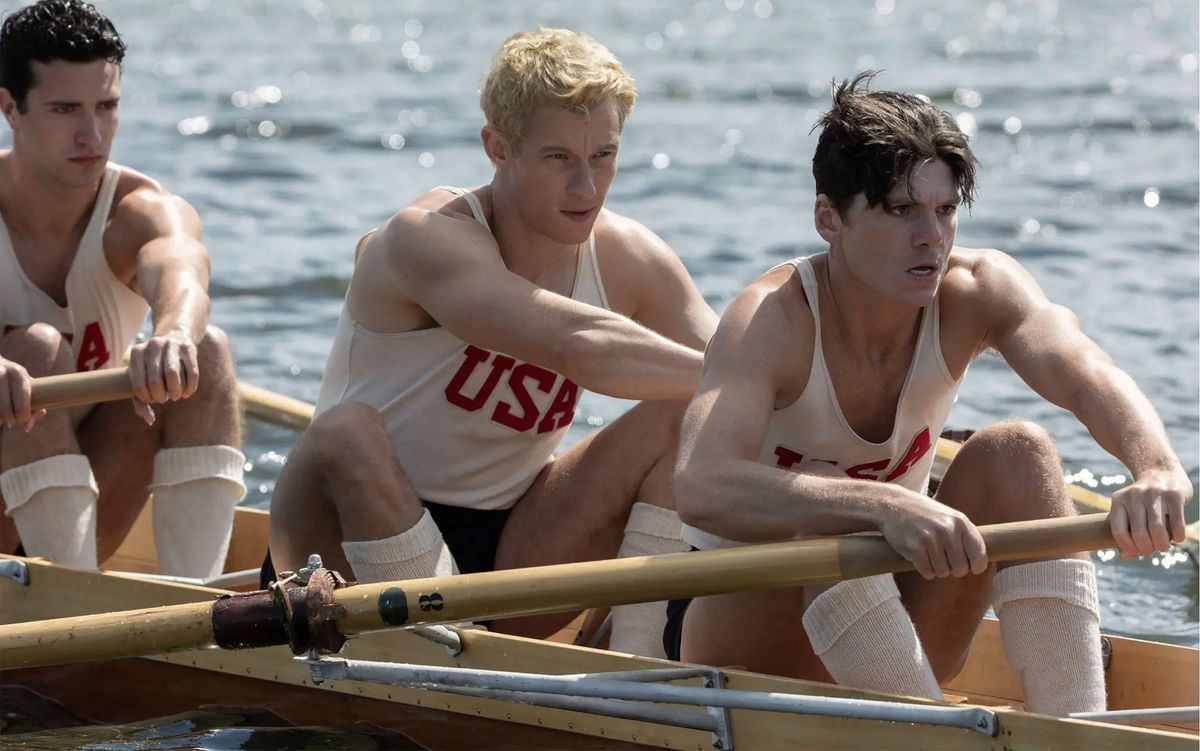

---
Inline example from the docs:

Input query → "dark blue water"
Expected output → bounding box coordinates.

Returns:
[1,0,1196,744]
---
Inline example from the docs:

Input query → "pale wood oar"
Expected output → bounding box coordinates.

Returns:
[0,514,1115,670]
[29,368,314,431]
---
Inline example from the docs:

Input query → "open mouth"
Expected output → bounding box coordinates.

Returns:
[907,265,938,277]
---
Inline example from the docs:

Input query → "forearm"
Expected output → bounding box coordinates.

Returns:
[1072,362,1183,478]
[678,458,897,543]
[148,268,211,343]
[561,314,704,400]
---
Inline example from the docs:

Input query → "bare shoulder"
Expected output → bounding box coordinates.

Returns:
[941,245,1045,316]
[710,263,813,398]
[363,186,497,270]
[593,208,677,265]
[108,164,201,242]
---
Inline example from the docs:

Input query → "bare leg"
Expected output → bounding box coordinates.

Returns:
[269,402,424,578]
[901,419,1077,681]
[0,325,95,562]
[0,324,82,475]
[492,399,687,638]
[683,420,1076,685]
[157,326,242,451]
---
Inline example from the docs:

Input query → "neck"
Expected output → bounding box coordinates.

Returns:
[821,248,925,360]
[0,151,104,241]
[488,177,577,278]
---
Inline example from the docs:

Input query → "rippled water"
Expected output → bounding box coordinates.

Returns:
[1,0,1197,743]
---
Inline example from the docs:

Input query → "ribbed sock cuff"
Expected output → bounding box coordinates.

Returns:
[803,574,901,655]
[342,509,442,565]
[150,445,246,496]
[993,558,1099,616]
[1,454,97,516]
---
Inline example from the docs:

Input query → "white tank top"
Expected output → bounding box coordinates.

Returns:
[315,186,612,510]
[0,162,148,373]
[683,254,965,549]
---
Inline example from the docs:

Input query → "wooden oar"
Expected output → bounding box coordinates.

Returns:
[29,367,134,412]
[0,514,1115,671]
[29,368,314,431]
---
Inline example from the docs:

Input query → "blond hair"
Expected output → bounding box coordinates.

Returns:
[480,28,636,147]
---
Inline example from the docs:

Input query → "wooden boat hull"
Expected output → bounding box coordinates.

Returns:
[2,504,1197,749]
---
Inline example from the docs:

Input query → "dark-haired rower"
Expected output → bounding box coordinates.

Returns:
[0,0,243,577]
[670,72,1191,714]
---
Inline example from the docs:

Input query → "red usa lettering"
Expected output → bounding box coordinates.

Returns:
[444,345,579,434]
[771,426,933,483]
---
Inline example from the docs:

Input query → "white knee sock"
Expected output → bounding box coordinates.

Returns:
[150,445,246,580]
[802,574,943,699]
[609,503,689,658]
[341,508,458,583]
[993,558,1106,714]
[1,454,98,568]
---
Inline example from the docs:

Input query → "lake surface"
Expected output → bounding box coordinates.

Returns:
[1,0,1196,745]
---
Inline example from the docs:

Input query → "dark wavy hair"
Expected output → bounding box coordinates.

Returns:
[0,0,125,111]
[812,71,977,216]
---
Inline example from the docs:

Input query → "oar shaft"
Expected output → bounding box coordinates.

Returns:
[336,515,1115,633]
[0,515,1115,670]
[0,600,214,669]
[237,381,314,430]
[30,367,133,411]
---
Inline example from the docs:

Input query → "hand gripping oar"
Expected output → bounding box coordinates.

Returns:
[0,514,1116,670]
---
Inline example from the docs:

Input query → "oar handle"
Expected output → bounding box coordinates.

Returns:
[30,367,134,411]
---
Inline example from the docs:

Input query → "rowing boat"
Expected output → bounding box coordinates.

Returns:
[2,377,1196,748]
[2,495,1197,749]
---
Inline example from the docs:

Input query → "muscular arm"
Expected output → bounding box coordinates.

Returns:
[675,272,985,578]
[978,250,1192,553]
[120,186,212,408]
[374,209,705,400]
[598,218,717,350]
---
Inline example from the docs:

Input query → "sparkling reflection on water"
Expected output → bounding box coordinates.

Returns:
[0,0,1196,745]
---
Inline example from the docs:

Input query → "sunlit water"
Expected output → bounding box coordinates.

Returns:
[1,0,1196,744]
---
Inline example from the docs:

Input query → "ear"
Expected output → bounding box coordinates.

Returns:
[813,194,842,245]
[480,125,511,168]
[0,88,20,130]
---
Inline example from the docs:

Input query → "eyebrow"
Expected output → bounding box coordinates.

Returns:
[43,96,120,106]
[537,142,619,154]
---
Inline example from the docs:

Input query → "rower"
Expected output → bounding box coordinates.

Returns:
[268,28,717,657]
[0,0,244,578]
[670,72,1193,715]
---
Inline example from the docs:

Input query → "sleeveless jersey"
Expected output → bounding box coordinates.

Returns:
[315,186,612,510]
[0,162,148,373]
[683,254,965,549]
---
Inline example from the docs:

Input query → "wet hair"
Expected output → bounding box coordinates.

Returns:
[480,28,636,149]
[812,71,977,216]
[0,0,125,112]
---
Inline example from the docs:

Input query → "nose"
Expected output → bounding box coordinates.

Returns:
[567,161,597,198]
[914,210,943,247]
[75,113,101,149]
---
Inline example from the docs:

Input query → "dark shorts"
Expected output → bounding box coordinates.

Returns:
[662,547,700,661]
[259,500,512,589]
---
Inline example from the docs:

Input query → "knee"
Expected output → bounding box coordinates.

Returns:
[310,402,387,467]
[196,325,234,370]
[0,323,74,376]
[960,420,1056,464]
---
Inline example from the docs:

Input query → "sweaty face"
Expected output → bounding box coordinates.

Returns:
[834,159,961,306]
[503,97,621,245]
[3,59,120,188]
